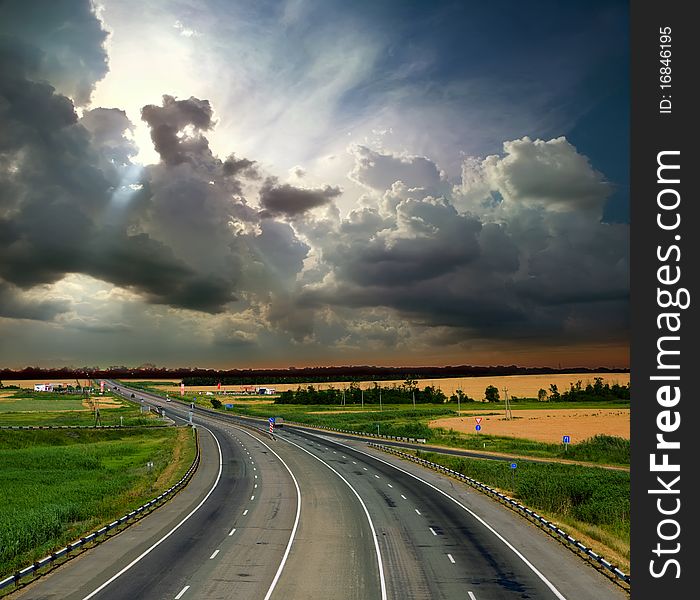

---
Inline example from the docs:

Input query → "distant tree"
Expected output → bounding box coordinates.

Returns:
[211,398,222,409]
[537,388,548,402]
[484,385,500,402]
[549,384,561,401]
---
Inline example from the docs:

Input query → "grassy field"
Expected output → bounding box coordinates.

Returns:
[0,389,161,427]
[0,427,196,579]
[414,449,630,573]
[219,400,630,466]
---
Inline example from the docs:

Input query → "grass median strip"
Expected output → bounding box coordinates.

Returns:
[0,427,196,580]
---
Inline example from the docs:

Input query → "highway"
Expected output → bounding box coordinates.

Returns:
[11,382,629,599]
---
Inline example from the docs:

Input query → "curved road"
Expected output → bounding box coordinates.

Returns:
[11,383,628,599]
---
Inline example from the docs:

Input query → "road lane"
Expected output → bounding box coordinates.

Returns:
[279,426,629,600]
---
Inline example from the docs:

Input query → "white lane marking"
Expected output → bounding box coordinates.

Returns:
[251,495,255,500]
[429,527,438,536]
[319,437,569,600]
[447,553,455,564]
[229,528,237,536]
[401,494,407,500]
[229,426,303,600]
[343,456,347,459]
[81,425,224,600]
[387,484,393,488]
[255,475,258,479]
[353,461,357,465]
[281,437,388,600]
[374,475,380,479]
[255,484,258,488]
[243,509,249,516]
[363,467,368,471]
[415,509,421,515]
[468,592,477,600]
[210,549,220,559]
[174,585,190,599]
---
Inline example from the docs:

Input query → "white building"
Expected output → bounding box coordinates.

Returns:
[255,387,276,395]
[34,383,54,392]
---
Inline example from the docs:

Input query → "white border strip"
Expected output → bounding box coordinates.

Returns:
[223,424,302,600]
[280,436,388,600]
[81,425,224,600]
[301,431,566,600]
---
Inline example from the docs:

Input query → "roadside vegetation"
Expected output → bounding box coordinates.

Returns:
[413,449,630,573]
[0,427,196,580]
[0,389,161,427]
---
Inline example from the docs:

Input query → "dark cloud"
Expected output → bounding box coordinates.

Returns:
[141,95,214,165]
[0,0,108,105]
[223,154,260,179]
[259,178,342,217]
[0,281,69,321]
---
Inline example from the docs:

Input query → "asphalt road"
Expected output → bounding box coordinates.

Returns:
[11,383,629,599]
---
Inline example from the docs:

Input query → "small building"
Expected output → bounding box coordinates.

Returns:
[34,383,54,392]
[256,387,276,395]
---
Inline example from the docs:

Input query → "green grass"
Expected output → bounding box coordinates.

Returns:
[0,391,162,427]
[0,427,196,578]
[224,401,629,466]
[414,449,630,570]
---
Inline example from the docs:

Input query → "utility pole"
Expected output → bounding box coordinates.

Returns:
[503,387,512,420]
[361,388,364,408]
[412,389,415,407]
[379,389,382,412]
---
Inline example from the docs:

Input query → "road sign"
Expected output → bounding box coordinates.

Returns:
[475,424,481,431]
[563,435,571,444]
[269,417,275,434]
[510,463,517,469]
[475,417,483,425]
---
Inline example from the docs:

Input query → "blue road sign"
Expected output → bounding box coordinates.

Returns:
[563,435,570,444]
[510,463,517,469]
[475,424,481,431]
[269,417,275,424]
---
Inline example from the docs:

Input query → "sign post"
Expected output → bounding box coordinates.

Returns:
[563,435,571,452]
[475,417,482,433]
[268,417,275,435]
[510,462,517,489]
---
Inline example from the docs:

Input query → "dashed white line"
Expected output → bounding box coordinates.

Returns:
[251,495,255,500]
[228,528,237,536]
[374,475,380,479]
[254,483,258,488]
[363,467,368,471]
[243,509,249,516]
[415,509,421,515]
[401,494,407,500]
[174,585,190,599]
[281,437,388,600]
[468,592,477,600]
[81,425,224,600]
[447,553,455,564]
[387,484,393,488]
[353,461,357,465]
[429,527,438,536]
[319,436,569,600]
[210,549,220,560]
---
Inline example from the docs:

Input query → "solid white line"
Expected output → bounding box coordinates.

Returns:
[229,426,303,600]
[228,528,236,536]
[429,527,438,536]
[81,426,224,600]
[243,509,249,516]
[468,592,477,600]
[281,437,388,600]
[447,553,455,564]
[174,585,190,599]
[210,549,220,559]
[415,509,421,515]
[321,436,569,600]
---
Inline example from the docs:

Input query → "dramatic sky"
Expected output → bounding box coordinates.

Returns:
[0,0,629,369]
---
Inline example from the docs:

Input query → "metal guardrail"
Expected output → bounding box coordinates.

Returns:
[281,420,428,444]
[368,442,631,587]
[0,428,201,592]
